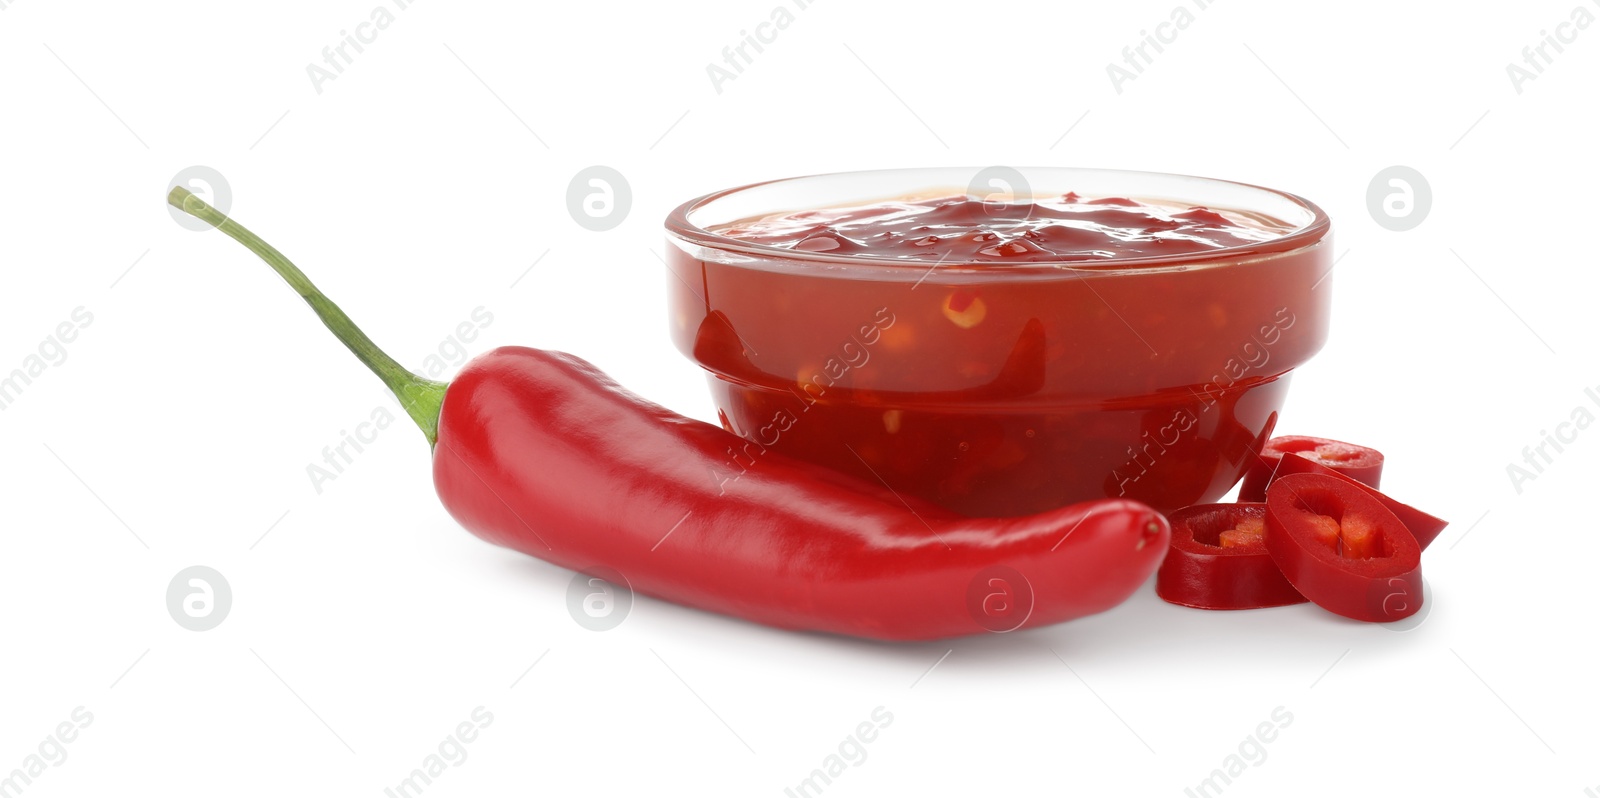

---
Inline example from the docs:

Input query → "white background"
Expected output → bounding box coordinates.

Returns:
[2,0,1596,795]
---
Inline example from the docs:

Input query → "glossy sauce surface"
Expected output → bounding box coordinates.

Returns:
[712,194,1294,263]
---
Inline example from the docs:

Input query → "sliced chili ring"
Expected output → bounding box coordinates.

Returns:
[1239,436,1384,502]
[1156,503,1308,610]
[1264,473,1423,622]
[1273,453,1449,549]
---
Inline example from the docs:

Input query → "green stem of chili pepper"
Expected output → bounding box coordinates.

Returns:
[166,186,447,446]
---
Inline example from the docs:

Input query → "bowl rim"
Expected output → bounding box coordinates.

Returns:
[664,166,1332,276]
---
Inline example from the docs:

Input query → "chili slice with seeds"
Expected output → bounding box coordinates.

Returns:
[1239,436,1384,502]
[1272,453,1449,549]
[1263,473,1423,623]
[1156,503,1307,610]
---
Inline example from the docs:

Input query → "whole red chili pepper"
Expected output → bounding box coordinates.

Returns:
[168,187,1169,641]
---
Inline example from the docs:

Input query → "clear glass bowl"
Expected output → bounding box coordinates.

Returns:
[664,166,1332,516]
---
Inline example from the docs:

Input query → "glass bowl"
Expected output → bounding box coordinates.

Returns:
[664,166,1332,516]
